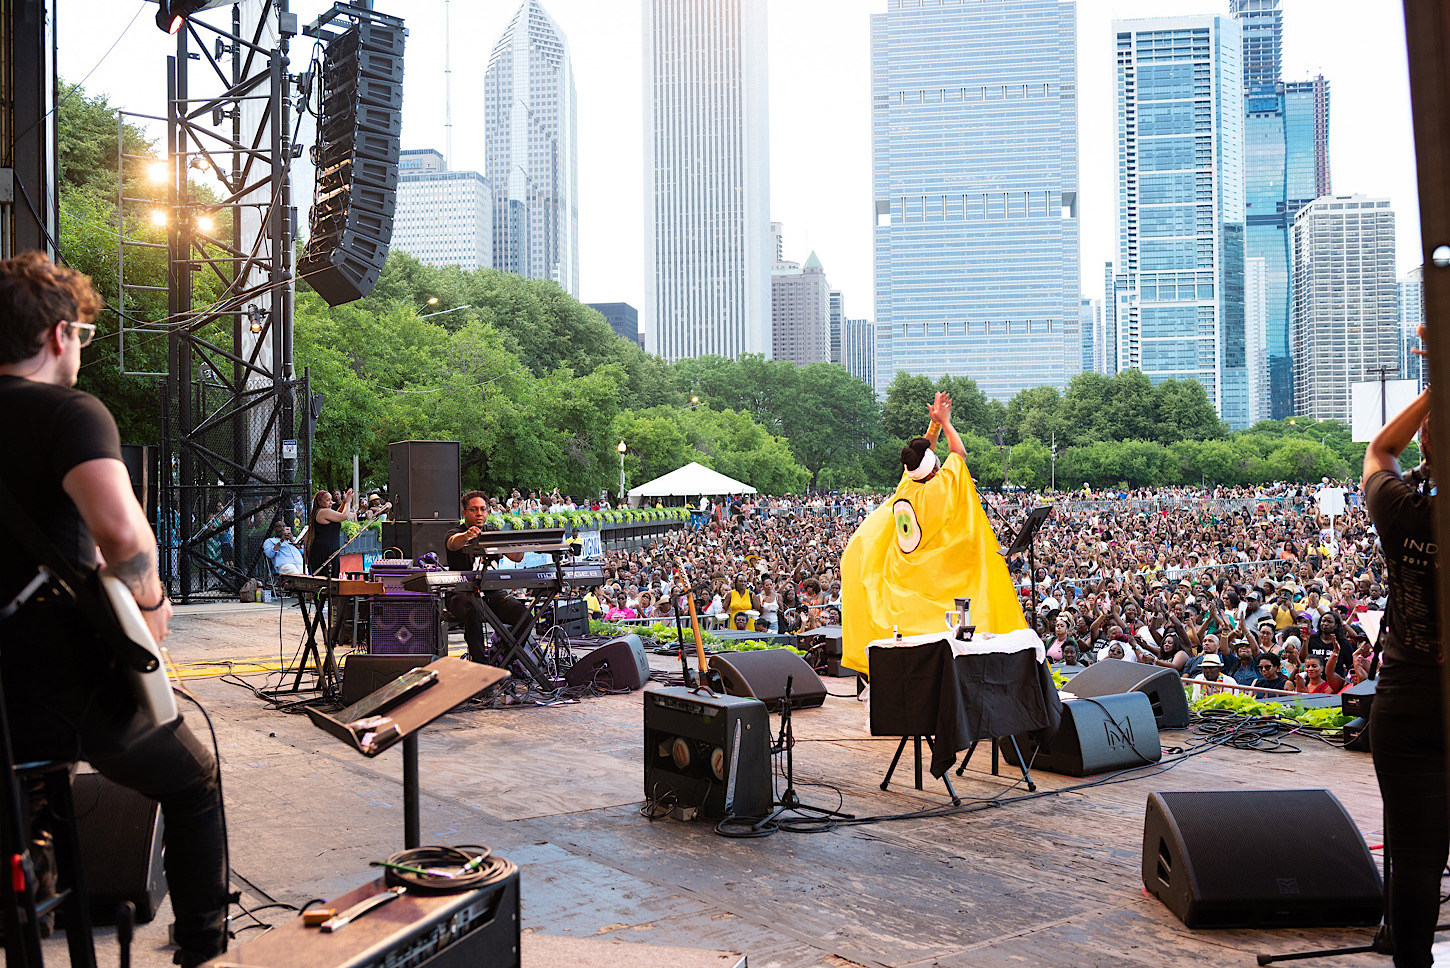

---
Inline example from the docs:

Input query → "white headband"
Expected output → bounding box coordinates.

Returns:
[907,448,938,481]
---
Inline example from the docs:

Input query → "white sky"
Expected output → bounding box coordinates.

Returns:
[60,0,1419,331]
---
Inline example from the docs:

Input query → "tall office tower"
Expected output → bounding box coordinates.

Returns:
[772,246,832,366]
[1244,71,1331,417]
[1114,16,1247,428]
[1399,266,1424,388]
[1227,0,1281,89]
[484,0,579,296]
[1079,298,1094,374]
[393,149,494,271]
[871,0,1079,400]
[1291,195,1398,422]
[643,0,770,360]
[841,317,877,388]
[829,290,845,364]
[1245,256,1270,423]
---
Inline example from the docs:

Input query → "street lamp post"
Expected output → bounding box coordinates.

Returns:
[617,440,627,501]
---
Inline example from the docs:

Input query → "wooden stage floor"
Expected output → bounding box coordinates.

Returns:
[47,603,1402,967]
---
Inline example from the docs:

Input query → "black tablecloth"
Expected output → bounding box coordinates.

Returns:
[868,641,1063,777]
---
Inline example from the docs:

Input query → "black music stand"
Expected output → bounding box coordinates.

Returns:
[1000,504,1053,621]
[307,657,507,848]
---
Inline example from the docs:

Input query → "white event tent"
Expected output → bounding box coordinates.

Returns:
[626,461,756,501]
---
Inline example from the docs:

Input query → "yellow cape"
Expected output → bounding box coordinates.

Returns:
[840,451,1026,674]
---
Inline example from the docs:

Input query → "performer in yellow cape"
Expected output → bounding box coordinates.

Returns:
[841,391,1027,675]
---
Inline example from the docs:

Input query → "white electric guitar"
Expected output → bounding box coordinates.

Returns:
[97,574,180,727]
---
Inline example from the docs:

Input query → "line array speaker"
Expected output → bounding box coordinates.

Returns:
[643,687,771,821]
[388,440,460,521]
[1143,789,1382,928]
[1061,659,1191,729]
[299,18,406,306]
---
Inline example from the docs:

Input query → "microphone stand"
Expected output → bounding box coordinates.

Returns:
[750,677,854,831]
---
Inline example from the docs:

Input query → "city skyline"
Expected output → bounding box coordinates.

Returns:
[59,1,1419,339]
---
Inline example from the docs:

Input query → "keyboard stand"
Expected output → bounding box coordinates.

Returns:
[475,593,564,691]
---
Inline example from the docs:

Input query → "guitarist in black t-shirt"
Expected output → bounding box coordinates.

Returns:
[1362,337,1441,968]
[0,253,228,967]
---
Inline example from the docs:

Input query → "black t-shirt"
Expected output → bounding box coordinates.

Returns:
[1363,469,1439,678]
[1305,630,1352,680]
[0,376,122,601]
[445,523,498,572]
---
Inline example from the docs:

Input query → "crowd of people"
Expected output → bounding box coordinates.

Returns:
[589,480,1386,697]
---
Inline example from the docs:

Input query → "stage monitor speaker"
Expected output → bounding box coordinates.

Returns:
[388,440,460,521]
[643,687,772,821]
[1062,660,1190,729]
[1143,789,1382,928]
[342,653,434,705]
[70,772,167,924]
[566,634,650,691]
[368,595,444,655]
[381,519,455,562]
[711,648,827,711]
[548,598,589,639]
[1000,692,1161,777]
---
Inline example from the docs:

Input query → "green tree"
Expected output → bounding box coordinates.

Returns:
[1152,378,1227,444]
[777,362,882,485]
[881,371,935,440]
[1007,437,1050,489]
[1004,385,1064,446]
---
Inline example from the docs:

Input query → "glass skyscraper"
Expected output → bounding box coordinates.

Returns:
[643,0,771,361]
[870,0,1079,401]
[1114,16,1247,428]
[484,0,580,296]
[1234,0,1331,417]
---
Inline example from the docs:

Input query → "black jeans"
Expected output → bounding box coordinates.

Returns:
[1370,677,1448,968]
[3,604,228,964]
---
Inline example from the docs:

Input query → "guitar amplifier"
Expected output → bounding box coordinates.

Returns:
[213,865,520,967]
[643,687,772,821]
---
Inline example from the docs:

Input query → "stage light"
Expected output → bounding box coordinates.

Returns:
[154,0,231,35]
[146,160,168,183]
[196,214,215,233]
[150,209,168,227]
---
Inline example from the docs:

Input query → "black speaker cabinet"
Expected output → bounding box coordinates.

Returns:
[367,595,445,655]
[1064,659,1191,729]
[1000,692,1161,777]
[381,519,455,562]
[643,687,772,820]
[711,648,827,711]
[71,772,167,924]
[388,441,460,521]
[566,634,650,690]
[342,653,434,705]
[1143,789,1382,928]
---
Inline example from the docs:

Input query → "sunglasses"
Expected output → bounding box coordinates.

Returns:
[1257,663,1275,670]
[66,320,96,347]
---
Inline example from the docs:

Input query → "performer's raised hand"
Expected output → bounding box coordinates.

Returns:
[928,391,953,427]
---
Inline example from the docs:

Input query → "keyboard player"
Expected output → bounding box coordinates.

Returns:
[445,490,533,663]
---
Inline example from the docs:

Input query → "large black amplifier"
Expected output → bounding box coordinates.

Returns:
[643,687,772,821]
[210,865,520,967]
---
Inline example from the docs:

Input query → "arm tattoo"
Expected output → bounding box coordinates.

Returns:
[107,549,157,598]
